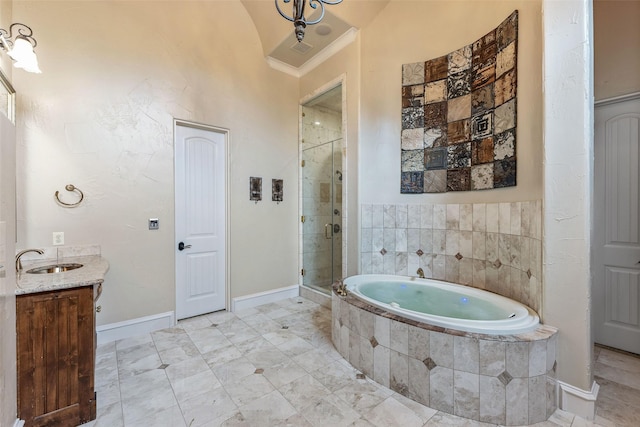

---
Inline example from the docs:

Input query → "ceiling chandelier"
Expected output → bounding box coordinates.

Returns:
[275,0,343,42]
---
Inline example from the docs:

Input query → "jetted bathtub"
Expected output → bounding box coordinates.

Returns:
[332,274,557,425]
[343,274,539,335]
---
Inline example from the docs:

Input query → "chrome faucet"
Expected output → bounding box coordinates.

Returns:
[416,268,425,279]
[15,249,44,273]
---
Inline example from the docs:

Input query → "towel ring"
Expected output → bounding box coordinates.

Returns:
[55,184,84,207]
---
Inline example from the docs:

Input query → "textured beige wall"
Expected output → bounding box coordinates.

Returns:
[359,0,543,205]
[594,0,640,100]
[13,1,300,326]
[543,0,593,392]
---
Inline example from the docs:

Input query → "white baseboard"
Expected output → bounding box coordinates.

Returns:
[14,419,25,427]
[96,311,175,345]
[558,380,600,420]
[231,285,299,312]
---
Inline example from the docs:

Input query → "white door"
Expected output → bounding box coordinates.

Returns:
[594,96,640,354]
[175,122,227,320]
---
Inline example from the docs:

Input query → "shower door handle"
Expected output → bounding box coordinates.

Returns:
[325,223,333,239]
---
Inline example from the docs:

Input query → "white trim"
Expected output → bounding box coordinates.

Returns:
[96,311,175,345]
[267,28,358,78]
[595,91,640,107]
[298,28,358,77]
[265,57,301,78]
[265,56,302,78]
[299,74,345,105]
[558,380,600,421]
[14,419,24,427]
[231,285,299,312]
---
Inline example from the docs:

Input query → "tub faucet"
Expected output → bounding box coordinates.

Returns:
[336,281,348,296]
[15,249,45,273]
[416,268,425,279]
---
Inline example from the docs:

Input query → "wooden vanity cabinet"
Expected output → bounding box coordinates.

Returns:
[17,285,97,427]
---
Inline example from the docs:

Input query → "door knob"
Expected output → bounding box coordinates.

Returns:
[178,242,192,251]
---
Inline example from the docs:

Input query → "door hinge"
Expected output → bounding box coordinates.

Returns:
[301,268,305,276]
[301,215,305,223]
[301,159,305,167]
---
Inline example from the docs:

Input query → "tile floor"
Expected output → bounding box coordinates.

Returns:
[81,297,638,427]
[593,344,640,426]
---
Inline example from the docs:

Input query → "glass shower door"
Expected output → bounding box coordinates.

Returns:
[302,138,342,294]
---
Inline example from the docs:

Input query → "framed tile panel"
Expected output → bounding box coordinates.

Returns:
[400,11,518,193]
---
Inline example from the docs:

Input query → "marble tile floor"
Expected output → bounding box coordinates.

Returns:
[81,297,636,427]
[593,344,640,426]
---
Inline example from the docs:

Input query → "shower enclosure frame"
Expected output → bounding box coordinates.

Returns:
[298,76,348,295]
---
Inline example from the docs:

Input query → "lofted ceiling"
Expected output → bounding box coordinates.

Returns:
[241,0,390,74]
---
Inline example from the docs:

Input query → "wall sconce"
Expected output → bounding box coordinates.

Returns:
[0,23,41,73]
[275,0,343,42]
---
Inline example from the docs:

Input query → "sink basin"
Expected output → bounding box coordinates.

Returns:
[26,263,84,274]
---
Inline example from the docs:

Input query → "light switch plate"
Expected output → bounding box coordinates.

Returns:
[53,231,64,246]
[149,219,159,230]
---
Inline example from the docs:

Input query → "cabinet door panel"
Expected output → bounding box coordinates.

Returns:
[17,286,95,427]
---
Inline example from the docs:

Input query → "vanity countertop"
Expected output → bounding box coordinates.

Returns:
[16,255,109,295]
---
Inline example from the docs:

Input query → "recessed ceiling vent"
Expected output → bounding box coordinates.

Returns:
[290,40,313,55]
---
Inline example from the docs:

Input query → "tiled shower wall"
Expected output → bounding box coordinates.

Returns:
[302,105,342,150]
[360,201,542,313]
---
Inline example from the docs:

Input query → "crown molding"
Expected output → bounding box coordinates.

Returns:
[267,27,358,78]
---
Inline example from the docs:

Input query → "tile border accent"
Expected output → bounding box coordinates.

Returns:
[361,200,542,313]
[332,289,558,425]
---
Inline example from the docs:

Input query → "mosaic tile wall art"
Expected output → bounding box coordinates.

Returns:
[401,11,518,193]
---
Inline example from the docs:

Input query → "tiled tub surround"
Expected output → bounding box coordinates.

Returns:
[360,201,542,313]
[332,288,558,425]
